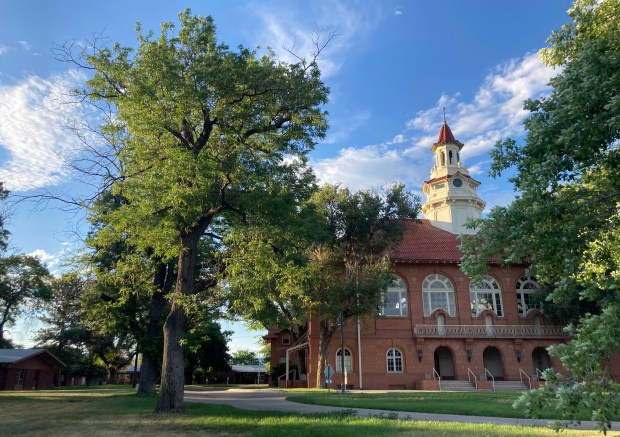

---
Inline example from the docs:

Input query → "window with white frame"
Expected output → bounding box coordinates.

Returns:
[422,274,456,317]
[386,348,403,372]
[381,276,408,317]
[336,348,353,373]
[516,275,541,316]
[470,275,503,317]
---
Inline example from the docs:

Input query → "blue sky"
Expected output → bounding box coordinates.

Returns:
[0,0,573,350]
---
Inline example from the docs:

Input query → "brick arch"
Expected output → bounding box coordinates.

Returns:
[434,345,456,380]
[483,346,505,380]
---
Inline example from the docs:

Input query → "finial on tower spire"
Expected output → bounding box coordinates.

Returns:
[442,107,446,124]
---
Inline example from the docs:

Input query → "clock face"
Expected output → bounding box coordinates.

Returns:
[452,178,463,187]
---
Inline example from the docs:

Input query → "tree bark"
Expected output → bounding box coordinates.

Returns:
[139,262,172,395]
[316,320,336,388]
[155,233,199,413]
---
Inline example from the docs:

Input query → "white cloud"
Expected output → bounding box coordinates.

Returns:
[0,45,8,56]
[312,145,425,192]
[0,70,87,192]
[405,52,558,160]
[27,242,74,276]
[27,248,56,263]
[394,6,403,16]
[254,1,382,77]
[311,52,558,196]
[18,41,30,51]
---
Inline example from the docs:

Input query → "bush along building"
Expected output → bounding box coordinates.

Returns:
[267,119,577,390]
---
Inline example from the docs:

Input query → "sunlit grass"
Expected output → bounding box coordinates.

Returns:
[286,390,620,421]
[0,388,616,436]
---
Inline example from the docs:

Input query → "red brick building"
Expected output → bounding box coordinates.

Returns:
[0,349,66,390]
[267,120,574,390]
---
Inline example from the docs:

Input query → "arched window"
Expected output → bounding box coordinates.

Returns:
[422,274,456,316]
[336,348,353,373]
[381,276,408,317]
[386,348,403,373]
[470,275,503,317]
[449,150,453,164]
[516,275,541,316]
[441,151,445,166]
[456,152,460,164]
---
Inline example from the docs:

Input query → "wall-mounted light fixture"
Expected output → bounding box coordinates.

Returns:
[467,350,472,362]
[417,350,423,363]
[516,351,522,363]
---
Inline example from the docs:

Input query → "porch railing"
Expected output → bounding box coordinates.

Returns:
[519,368,531,390]
[467,368,478,391]
[413,324,569,339]
[432,367,442,391]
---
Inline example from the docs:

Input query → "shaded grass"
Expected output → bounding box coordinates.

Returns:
[0,388,616,436]
[286,391,619,421]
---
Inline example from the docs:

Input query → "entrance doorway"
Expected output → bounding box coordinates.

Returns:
[483,346,504,380]
[433,346,456,380]
[532,347,552,378]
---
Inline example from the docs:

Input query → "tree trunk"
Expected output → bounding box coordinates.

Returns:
[295,324,308,376]
[315,320,336,388]
[107,367,118,384]
[139,263,171,395]
[155,234,199,413]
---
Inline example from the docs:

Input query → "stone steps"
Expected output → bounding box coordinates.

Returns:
[438,380,529,391]
[439,380,476,391]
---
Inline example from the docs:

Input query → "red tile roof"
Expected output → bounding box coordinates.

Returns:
[432,122,464,150]
[392,219,463,263]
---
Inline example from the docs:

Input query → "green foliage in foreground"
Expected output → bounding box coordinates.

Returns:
[287,391,620,422]
[0,388,613,437]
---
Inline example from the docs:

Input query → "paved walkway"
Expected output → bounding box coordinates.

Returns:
[184,388,620,431]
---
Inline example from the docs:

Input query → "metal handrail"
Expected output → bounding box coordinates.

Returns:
[484,368,495,391]
[536,368,544,381]
[277,369,297,383]
[519,368,531,390]
[432,367,442,391]
[467,368,478,391]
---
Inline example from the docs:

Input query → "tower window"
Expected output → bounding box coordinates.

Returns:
[441,152,445,166]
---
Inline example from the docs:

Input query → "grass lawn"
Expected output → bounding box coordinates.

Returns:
[286,390,618,422]
[0,387,617,436]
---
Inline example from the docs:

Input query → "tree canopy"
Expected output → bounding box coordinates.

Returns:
[460,0,620,431]
[82,9,329,412]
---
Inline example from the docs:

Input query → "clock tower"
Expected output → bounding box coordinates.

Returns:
[421,114,486,234]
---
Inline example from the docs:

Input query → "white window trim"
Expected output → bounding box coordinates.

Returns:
[336,348,353,373]
[470,275,503,317]
[516,275,541,316]
[381,277,408,317]
[386,348,403,373]
[422,274,456,317]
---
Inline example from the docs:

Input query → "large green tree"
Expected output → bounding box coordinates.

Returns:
[226,183,419,386]
[307,184,419,386]
[460,0,620,431]
[34,273,105,385]
[0,255,52,344]
[83,11,328,411]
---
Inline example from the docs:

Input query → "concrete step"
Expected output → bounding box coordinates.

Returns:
[492,381,529,391]
[439,380,476,391]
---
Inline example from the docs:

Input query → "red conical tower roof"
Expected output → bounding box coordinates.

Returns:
[437,123,457,144]
[431,111,464,151]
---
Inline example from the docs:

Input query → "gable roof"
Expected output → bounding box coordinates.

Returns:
[392,219,463,263]
[0,349,66,368]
